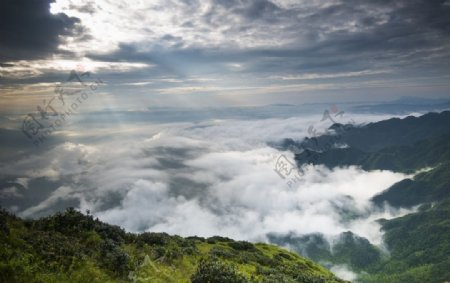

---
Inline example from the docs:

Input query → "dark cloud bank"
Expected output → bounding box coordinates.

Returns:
[0,0,80,62]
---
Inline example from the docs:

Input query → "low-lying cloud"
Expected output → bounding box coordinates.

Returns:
[0,112,417,253]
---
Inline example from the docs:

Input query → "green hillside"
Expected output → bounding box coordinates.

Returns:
[268,199,450,283]
[0,208,346,283]
[295,132,450,174]
[302,111,450,153]
[274,111,450,282]
[293,114,450,208]
[372,161,450,207]
[360,200,450,283]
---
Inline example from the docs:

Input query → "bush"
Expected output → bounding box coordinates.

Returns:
[191,257,247,283]
[228,241,257,251]
[207,236,234,244]
[209,246,236,259]
[137,232,170,246]
[162,245,183,264]
[99,239,129,275]
[0,216,9,236]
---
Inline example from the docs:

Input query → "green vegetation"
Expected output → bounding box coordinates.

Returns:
[285,111,450,281]
[292,111,450,163]
[270,202,450,283]
[0,208,346,283]
[360,199,450,282]
[296,124,450,208]
[372,161,450,207]
[296,132,450,175]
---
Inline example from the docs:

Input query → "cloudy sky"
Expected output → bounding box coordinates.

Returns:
[1,0,450,113]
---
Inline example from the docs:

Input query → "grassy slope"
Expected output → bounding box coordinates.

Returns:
[0,208,346,283]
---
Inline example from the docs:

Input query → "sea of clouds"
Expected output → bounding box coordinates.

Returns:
[0,110,419,254]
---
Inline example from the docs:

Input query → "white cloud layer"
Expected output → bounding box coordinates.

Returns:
[5,112,416,250]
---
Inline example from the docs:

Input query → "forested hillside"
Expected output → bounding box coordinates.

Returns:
[273,111,450,282]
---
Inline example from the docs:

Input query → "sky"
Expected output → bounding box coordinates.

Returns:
[1,0,450,113]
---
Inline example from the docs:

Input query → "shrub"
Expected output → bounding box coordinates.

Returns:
[207,236,234,244]
[209,246,236,259]
[228,241,257,251]
[99,239,130,275]
[191,257,247,283]
[137,232,170,246]
[0,216,9,236]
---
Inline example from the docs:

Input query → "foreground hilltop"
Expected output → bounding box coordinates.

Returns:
[0,208,346,283]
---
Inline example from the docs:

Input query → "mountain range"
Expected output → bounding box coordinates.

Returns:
[273,110,450,282]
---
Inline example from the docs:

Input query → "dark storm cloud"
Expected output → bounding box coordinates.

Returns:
[0,0,81,62]
[83,0,450,82]
[222,0,450,67]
